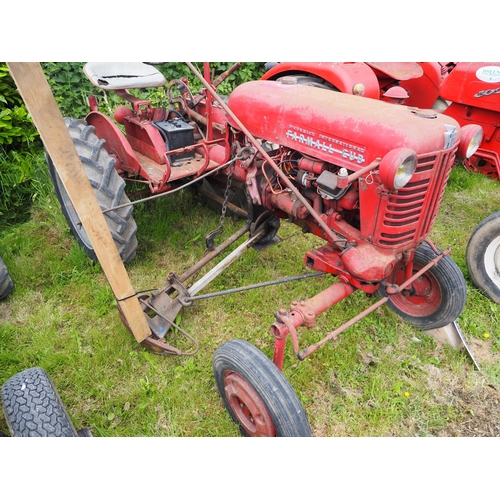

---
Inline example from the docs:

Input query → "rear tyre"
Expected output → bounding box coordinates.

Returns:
[200,178,248,218]
[466,211,500,303]
[46,118,138,263]
[1,367,78,437]
[213,339,312,437]
[0,256,14,300]
[377,243,467,330]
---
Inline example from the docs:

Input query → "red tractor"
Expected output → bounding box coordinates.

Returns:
[263,62,500,304]
[45,62,482,436]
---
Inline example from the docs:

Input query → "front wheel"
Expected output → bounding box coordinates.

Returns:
[0,256,14,300]
[46,118,138,263]
[213,339,312,437]
[1,367,78,437]
[377,243,467,330]
[466,211,500,303]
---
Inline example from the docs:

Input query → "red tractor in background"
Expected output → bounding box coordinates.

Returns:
[262,62,500,179]
[45,62,483,436]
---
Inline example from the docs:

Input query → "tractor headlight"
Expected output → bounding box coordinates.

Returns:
[379,148,418,190]
[458,124,483,159]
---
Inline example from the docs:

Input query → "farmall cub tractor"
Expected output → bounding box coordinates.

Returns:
[46,62,482,436]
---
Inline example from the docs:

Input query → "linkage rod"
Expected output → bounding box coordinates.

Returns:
[187,271,327,302]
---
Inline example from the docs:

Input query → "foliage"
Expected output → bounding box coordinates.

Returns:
[0,63,42,226]
[42,62,266,118]
[42,62,97,118]
[0,63,39,149]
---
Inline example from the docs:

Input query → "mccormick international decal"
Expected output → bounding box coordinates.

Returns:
[286,124,366,165]
[476,66,500,83]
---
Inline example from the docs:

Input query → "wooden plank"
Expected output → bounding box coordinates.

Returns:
[7,62,151,343]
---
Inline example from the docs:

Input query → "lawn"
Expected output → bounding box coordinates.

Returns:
[1,156,499,437]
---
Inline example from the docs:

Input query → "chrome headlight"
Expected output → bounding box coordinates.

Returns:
[379,148,418,190]
[458,124,483,159]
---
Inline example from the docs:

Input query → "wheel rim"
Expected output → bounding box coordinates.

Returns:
[388,263,442,317]
[484,234,500,288]
[223,371,276,437]
[464,156,498,179]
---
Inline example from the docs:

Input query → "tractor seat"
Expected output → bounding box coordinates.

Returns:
[83,62,166,90]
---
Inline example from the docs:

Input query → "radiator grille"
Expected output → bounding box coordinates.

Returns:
[377,147,457,247]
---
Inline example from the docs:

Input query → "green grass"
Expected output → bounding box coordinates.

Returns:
[1,160,500,437]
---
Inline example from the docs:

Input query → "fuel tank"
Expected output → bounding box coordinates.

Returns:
[228,79,461,171]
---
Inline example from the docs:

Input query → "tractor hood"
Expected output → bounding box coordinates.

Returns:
[228,80,461,171]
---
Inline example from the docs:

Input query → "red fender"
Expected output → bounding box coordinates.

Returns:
[261,62,381,99]
[402,62,448,109]
[86,111,142,176]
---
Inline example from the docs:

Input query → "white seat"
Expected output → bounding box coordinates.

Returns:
[83,62,166,90]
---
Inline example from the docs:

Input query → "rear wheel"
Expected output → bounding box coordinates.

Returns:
[0,256,14,300]
[466,211,500,303]
[377,243,467,330]
[213,339,312,437]
[46,118,138,263]
[1,367,78,437]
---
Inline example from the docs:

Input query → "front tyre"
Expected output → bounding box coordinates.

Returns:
[46,118,138,263]
[212,339,312,437]
[466,211,500,303]
[1,367,78,437]
[0,256,14,300]
[377,242,467,330]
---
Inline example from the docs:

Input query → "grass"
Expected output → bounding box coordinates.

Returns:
[1,158,500,437]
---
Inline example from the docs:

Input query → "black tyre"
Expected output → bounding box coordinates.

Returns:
[466,211,500,303]
[0,256,14,300]
[46,118,138,263]
[377,242,467,330]
[1,367,78,437]
[213,339,312,437]
[200,178,248,218]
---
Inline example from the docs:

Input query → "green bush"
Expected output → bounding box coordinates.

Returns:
[0,63,42,227]
[0,64,39,149]
[42,62,266,117]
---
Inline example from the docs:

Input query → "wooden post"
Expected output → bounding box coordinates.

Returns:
[7,62,151,343]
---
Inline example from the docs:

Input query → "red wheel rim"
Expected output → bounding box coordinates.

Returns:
[223,371,276,437]
[464,157,498,179]
[388,263,442,317]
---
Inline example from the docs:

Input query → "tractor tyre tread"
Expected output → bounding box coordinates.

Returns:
[0,256,14,300]
[466,210,500,303]
[1,367,78,437]
[46,118,137,263]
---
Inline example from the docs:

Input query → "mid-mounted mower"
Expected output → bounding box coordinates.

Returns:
[45,62,483,436]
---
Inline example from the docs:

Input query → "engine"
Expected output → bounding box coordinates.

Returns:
[226,79,474,289]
